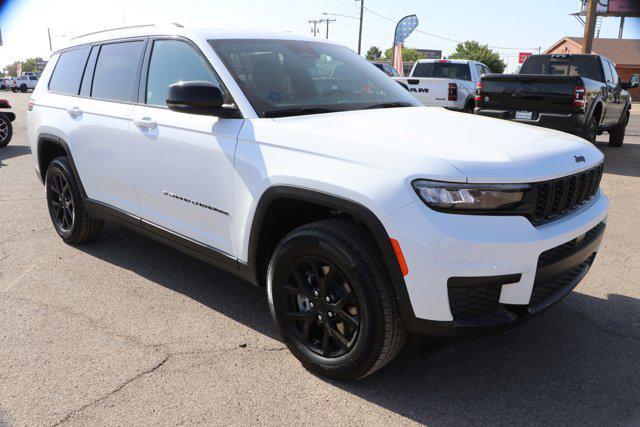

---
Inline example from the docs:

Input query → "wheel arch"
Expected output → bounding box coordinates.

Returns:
[37,134,87,197]
[246,185,416,326]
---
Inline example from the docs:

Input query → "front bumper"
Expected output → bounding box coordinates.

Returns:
[474,108,587,136]
[384,190,608,337]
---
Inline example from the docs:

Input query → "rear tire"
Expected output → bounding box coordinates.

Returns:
[19,84,27,93]
[0,114,12,148]
[609,111,628,147]
[267,219,406,380]
[45,157,104,243]
[582,114,597,143]
[464,99,475,114]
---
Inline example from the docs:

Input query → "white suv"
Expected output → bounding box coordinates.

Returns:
[28,25,608,380]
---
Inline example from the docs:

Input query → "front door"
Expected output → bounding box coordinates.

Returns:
[129,38,242,255]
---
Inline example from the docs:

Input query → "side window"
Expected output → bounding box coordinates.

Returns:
[474,64,484,78]
[146,39,225,107]
[79,46,99,97]
[48,47,91,95]
[608,61,619,86]
[92,41,145,102]
[602,60,613,84]
[29,76,38,81]
[483,66,491,75]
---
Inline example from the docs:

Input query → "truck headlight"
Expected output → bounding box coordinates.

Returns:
[412,180,530,211]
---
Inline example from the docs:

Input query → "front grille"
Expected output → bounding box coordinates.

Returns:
[537,222,605,268]
[532,164,603,225]
[448,285,501,320]
[529,253,596,307]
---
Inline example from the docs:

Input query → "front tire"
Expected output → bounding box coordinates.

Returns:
[267,219,406,380]
[0,114,12,148]
[45,157,103,243]
[609,111,629,147]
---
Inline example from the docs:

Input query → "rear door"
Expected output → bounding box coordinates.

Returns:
[605,60,624,124]
[59,40,145,215]
[129,37,242,255]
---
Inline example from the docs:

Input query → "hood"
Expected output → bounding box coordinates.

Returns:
[254,106,604,183]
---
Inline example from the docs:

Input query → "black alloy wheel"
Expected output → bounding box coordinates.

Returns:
[281,255,360,358]
[48,171,75,232]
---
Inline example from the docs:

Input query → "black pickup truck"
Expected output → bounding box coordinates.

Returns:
[474,54,639,147]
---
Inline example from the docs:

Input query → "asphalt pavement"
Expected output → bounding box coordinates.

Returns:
[1,92,639,425]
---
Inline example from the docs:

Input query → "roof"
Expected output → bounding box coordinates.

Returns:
[62,23,338,51]
[545,37,640,67]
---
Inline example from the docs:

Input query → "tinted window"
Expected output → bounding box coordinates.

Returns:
[607,61,619,85]
[92,41,145,102]
[520,56,604,82]
[411,62,471,80]
[49,47,91,95]
[146,40,224,107]
[474,64,485,78]
[602,60,613,84]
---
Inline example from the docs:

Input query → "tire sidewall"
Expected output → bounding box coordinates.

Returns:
[45,158,83,241]
[268,230,387,379]
[0,115,12,147]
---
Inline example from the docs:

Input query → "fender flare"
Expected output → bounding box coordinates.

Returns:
[246,185,418,327]
[37,133,87,197]
[585,97,605,126]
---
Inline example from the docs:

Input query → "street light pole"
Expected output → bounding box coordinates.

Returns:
[356,0,364,55]
[47,28,53,51]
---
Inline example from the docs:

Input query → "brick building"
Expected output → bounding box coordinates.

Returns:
[545,37,640,98]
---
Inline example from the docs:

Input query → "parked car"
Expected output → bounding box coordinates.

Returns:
[29,25,608,380]
[12,74,39,92]
[395,59,491,112]
[371,62,400,77]
[475,54,638,147]
[0,99,15,147]
[1,78,10,90]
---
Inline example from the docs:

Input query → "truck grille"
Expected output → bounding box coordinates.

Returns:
[532,164,603,225]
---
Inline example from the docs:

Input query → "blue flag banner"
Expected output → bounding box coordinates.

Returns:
[394,15,418,46]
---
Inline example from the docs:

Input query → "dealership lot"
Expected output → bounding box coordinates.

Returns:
[0,92,638,425]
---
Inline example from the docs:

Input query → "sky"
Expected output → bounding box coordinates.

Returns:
[0,0,639,73]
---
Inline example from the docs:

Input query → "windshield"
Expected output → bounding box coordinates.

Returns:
[208,39,420,117]
[520,56,603,82]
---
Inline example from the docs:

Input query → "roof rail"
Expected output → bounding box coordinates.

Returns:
[70,23,183,41]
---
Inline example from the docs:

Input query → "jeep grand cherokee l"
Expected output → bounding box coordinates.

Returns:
[28,25,608,380]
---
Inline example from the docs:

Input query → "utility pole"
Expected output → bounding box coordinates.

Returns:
[308,19,321,37]
[47,27,52,51]
[356,0,364,55]
[582,0,597,53]
[618,16,625,39]
[320,18,336,39]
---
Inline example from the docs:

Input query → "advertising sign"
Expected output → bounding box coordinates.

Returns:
[518,52,533,64]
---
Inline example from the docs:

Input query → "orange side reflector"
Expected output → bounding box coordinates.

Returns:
[390,238,409,277]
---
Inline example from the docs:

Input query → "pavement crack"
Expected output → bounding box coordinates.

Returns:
[52,355,170,426]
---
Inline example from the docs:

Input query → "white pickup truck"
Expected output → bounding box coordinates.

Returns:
[396,59,491,112]
[12,74,39,92]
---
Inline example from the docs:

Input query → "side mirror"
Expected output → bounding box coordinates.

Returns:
[630,74,639,89]
[166,81,237,117]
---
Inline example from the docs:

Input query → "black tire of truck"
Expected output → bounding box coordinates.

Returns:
[582,115,597,143]
[0,114,13,148]
[609,110,629,148]
[20,84,27,93]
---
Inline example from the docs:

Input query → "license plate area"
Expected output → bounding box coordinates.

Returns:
[515,110,533,120]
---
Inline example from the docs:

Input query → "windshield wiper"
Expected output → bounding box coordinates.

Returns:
[262,107,340,118]
[363,102,414,110]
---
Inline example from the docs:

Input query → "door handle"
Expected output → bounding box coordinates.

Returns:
[66,106,82,117]
[133,117,157,129]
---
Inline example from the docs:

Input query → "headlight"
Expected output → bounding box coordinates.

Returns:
[412,180,530,211]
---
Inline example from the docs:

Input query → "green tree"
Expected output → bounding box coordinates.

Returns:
[383,46,426,62]
[5,61,20,77]
[448,41,506,73]
[21,57,44,73]
[366,46,382,60]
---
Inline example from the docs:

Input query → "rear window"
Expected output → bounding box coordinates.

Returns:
[412,62,471,80]
[91,41,145,102]
[49,47,91,95]
[520,56,603,82]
